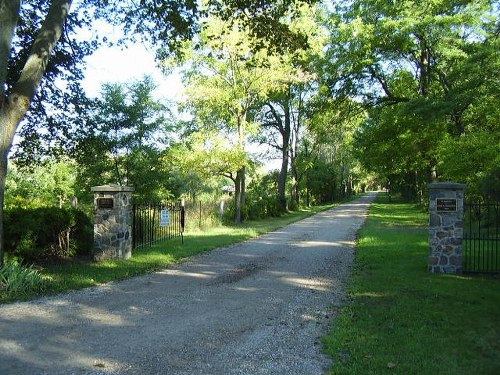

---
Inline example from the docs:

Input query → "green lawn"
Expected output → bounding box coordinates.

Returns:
[1,201,343,303]
[324,194,500,375]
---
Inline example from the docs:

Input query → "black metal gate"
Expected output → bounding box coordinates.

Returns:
[463,200,500,273]
[132,202,185,249]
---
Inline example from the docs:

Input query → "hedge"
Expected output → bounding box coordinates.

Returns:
[4,207,93,263]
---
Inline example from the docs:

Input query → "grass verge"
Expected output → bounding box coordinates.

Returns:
[1,201,347,303]
[323,194,500,375]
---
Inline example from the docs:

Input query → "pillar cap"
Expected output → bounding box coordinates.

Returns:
[429,182,467,190]
[91,185,135,193]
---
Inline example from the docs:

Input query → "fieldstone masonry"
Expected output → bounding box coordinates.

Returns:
[428,182,467,273]
[92,185,134,261]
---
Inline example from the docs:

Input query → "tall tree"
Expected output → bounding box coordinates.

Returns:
[0,0,74,266]
[254,3,326,211]
[179,17,288,223]
[308,97,363,199]
[73,76,172,202]
[165,130,248,197]
[257,81,312,210]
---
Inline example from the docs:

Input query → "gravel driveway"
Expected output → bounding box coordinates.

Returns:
[0,192,376,375]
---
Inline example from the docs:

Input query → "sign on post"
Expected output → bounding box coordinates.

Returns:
[97,198,114,209]
[160,210,170,227]
[436,198,457,212]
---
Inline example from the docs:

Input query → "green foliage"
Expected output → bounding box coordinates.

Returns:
[292,133,358,206]
[166,131,249,182]
[0,260,46,302]
[480,166,500,201]
[221,199,240,224]
[89,0,317,62]
[4,207,93,262]
[353,104,442,200]
[7,1,98,166]
[438,130,500,199]
[5,159,77,209]
[245,171,285,219]
[324,0,499,199]
[305,158,339,203]
[73,76,173,202]
[183,199,224,231]
[178,16,291,222]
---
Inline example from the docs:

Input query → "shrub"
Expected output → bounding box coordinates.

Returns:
[4,207,93,263]
[480,166,500,201]
[183,200,222,230]
[0,260,46,301]
[287,198,299,212]
[245,193,283,219]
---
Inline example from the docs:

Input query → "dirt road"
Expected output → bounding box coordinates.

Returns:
[0,193,376,375]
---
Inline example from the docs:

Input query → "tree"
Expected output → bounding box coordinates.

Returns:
[165,130,248,194]
[307,97,363,199]
[179,17,289,223]
[254,3,326,211]
[257,81,312,210]
[323,0,499,199]
[8,1,97,168]
[1,0,75,266]
[94,0,319,61]
[72,76,172,202]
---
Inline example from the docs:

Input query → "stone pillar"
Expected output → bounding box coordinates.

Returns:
[92,185,134,261]
[428,182,467,273]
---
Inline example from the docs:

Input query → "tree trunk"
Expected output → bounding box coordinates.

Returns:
[0,0,72,266]
[263,99,292,212]
[234,167,245,223]
[278,150,288,211]
[233,109,248,224]
[291,168,299,206]
[0,151,8,265]
[0,1,20,92]
[277,102,291,213]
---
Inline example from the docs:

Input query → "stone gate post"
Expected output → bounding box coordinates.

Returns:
[428,182,467,273]
[92,185,134,261]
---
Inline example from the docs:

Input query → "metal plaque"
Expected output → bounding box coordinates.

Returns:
[97,198,114,209]
[436,198,457,212]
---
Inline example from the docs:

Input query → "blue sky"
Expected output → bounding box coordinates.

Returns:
[81,42,184,101]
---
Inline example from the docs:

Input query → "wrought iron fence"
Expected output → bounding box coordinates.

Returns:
[132,202,185,249]
[463,200,500,273]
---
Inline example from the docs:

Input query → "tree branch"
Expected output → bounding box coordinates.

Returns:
[10,0,72,125]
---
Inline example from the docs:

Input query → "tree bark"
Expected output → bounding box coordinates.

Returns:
[265,100,291,212]
[0,1,20,97]
[0,0,73,266]
[234,110,247,223]
[0,0,21,267]
[234,166,245,224]
[278,102,290,212]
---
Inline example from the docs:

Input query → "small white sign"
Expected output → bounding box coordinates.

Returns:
[160,210,170,227]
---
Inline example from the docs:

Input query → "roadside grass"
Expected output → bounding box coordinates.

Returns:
[324,194,500,375]
[1,200,345,303]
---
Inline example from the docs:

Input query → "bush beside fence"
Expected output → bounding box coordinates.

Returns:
[4,207,93,263]
[183,199,227,230]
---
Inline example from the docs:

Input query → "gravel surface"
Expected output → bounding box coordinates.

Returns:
[0,193,377,375]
